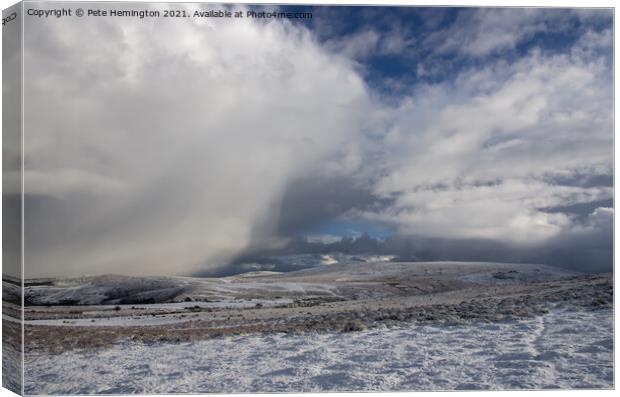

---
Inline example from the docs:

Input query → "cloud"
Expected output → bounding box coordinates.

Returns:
[275,176,391,236]
[324,26,414,61]
[361,39,612,245]
[22,4,375,277]
[232,205,613,274]
[426,8,611,58]
[18,6,612,277]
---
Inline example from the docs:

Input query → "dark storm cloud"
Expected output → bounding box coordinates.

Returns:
[545,199,613,220]
[196,233,384,277]
[276,177,393,236]
[217,207,612,276]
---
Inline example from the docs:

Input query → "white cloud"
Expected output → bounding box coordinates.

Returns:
[427,8,610,58]
[22,4,374,277]
[361,37,612,245]
[324,26,414,61]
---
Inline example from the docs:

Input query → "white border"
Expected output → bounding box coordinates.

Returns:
[0,1,616,397]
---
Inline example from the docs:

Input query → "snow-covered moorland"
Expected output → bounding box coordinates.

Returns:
[24,306,612,394]
[5,261,612,393]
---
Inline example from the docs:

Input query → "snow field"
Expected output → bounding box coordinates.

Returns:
[24,307,612,394]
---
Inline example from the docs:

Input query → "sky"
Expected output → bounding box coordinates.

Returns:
[8,3,613,277]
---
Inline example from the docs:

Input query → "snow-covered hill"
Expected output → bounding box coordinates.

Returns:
[11,261,579,306]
